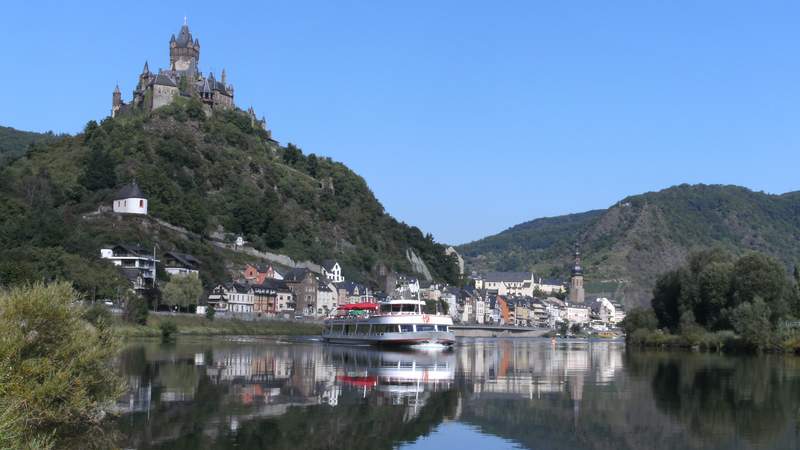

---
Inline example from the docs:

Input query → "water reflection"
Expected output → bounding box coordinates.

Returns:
[112,338,800,450]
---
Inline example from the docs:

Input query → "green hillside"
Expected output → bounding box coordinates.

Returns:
[0,125,61,165]
[458,184,800,306]
[0,98,458,297]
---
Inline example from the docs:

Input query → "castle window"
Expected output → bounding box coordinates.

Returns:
[140,199,144,208]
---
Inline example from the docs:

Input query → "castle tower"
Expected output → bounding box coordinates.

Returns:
[111,85,122,117]
[169,19,200,72]
[569,242,585,303]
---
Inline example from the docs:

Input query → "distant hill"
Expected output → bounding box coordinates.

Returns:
[0,98,458,295]
[0,125,62,165]
[457,184,800,306]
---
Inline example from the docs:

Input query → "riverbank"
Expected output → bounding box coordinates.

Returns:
[627,328,800,353]
[113,314,324,338]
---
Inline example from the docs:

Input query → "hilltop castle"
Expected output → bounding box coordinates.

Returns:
[112,20,267,130]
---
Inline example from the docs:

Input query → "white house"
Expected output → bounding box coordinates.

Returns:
[321,260,344,283]
[564,304,591,325]
[316,281,338,317]
[112,181,148,215]
[590,298,627,325]
[227,283,255,314]
[100,243,158,290]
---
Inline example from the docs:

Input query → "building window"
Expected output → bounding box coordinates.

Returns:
[139,199,144,208]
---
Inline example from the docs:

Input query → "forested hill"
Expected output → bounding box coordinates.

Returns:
[0,98,459,295]
[0,125,62,165]
[458,184,800,306]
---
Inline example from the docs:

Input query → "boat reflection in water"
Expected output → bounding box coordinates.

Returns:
[330,346,454,413]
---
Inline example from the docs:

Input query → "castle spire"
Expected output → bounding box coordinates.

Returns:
[113,84,120,94]
[142,61,149,74]
[221,68,226,85]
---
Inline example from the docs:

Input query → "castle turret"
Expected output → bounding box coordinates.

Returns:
[111,84,122,117]
[169,20,199,72]
[221,68,227,85]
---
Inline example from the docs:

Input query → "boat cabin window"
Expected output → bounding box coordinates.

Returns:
[355,324,369,335]
[372,325,396,334]
[436,325,449,332]
[381,304,419,313]
[399,324,414,333]
[416,324,435,332]
[344,325,353,335]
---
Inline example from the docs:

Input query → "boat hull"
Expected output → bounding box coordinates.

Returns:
[322,330,456,347]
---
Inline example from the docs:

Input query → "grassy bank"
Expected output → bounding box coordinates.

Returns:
[113,314,323,338]
[627,328,800,353]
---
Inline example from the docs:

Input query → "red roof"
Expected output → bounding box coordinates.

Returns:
[338,303,379,311]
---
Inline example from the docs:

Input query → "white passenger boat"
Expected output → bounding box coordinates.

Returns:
[322,299,455,347]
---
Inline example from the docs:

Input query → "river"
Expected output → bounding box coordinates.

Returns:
[109,337,800,449]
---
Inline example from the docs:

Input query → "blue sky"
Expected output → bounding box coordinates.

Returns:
[1,1,799,244]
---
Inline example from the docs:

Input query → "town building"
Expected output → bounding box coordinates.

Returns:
[100,243,158,290]
[162,251,200,277]
[333,281,372,305]
[251,279,294,315]
[112,181,148,215]
[564,304,591,324]
[569,244,585,304]
[242,264,283,284]
[316,281,338,316]
[226,282,255,314]
[284,268,319,316]
[589,297,626,326]
[321,260,344,283]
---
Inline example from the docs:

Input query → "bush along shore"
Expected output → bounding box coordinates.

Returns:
[622,248,800,354]
[111,313,324,338]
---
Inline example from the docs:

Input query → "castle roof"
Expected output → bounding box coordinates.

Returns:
[154,73,177,87]
[114,181,145,200]
[175,24,195,47]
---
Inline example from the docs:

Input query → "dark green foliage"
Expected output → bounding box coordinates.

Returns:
[160,319,177,342]
[642,249,800,350]
[78,146,116,191]
[205,304,215,321]
[729,297,773,350]
[620,307,657,335]
[0,125,61,166]
[81,303,112,327]
[123,293,149,325]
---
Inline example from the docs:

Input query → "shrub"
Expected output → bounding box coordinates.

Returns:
[160,320,178,342]
[122,292,148,325]
[81,303,111,328]
[0,282,122,448]
[205,305,215,321]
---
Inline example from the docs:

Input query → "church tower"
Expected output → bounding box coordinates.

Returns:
[169,19,200,72]
[569,243,585,303]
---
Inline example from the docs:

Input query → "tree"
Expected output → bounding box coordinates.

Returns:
[651,269,683,332]
[620,307,658,335]
[0,282,122,448]
[162,276,203,310]
[731,253,791,322]
[729,297,773,350]
[205,303,216,321]
[123,292,149,325]
[79,145,117,191]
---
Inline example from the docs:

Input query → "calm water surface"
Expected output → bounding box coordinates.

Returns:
[111,337,800,450]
